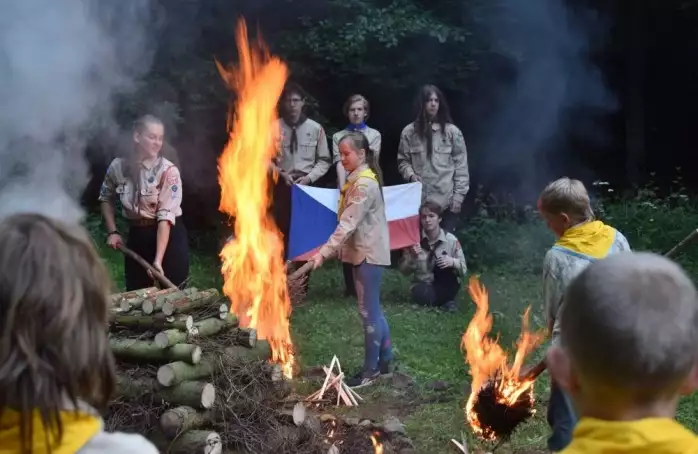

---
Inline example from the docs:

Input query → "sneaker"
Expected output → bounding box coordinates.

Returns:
[441,301,457,313]
[347,369,380,388]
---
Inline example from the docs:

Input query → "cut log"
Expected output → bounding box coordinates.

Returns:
[160,405,212,438]
[116,376,215,409]
[110,314,193,332]
[118,288,180,312]
[110,286,159,304]
[154,329,188,349]
[142,289,196,315]
[109,338,202,365]
[189,315,238,338]
[167,430,222,454]
[162,289,221,316]
[157,361,216,387]
[157,342,271,387]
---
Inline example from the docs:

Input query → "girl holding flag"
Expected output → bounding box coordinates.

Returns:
[331,94,382,297]
[310,131,393,388]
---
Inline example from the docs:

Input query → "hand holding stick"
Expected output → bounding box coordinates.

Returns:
[117,245,178,290]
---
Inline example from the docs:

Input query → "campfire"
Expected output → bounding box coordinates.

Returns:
[461,276,546,441]
[216,19,295,378]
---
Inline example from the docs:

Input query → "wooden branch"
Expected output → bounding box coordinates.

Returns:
[664,228,698,258]
[110,314,193,332]
[117,244,178,289]
[117,376,215,410]
[160,406,213,439]
[109,338,202,365]
[168,430,222,454]
[519,358,547,382]
[288,261,314,281]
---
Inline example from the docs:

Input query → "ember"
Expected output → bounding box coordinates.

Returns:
[216,19,295,378]
[461,276,546,441]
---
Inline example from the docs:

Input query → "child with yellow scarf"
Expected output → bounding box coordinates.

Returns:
[547,252,698,453]
[0,214,158,454]
[537,177,632,451]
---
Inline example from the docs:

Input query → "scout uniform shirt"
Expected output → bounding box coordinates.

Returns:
[276,117,331,183]
[332,126,382,165]
[399,228,467,286]
[98,157,182,225]
[397,122,470,210]
[544,220,631,344]
[318,164,390,266]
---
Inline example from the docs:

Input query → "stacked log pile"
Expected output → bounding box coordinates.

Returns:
[106,286,280,454]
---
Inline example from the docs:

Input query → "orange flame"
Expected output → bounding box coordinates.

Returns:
[461,276,546,439]
[370,433,383,454]
[216,18,294,378]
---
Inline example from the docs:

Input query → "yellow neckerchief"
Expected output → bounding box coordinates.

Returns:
[553,220,616,260]
[338,166,377,220]
[0,408,101,454]
[564,417,698,453]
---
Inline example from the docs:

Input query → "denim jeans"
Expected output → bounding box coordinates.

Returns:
[353,262,392,371]
[547,381,577,451]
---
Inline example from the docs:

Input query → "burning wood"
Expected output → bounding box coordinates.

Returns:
[306,356,363,407]
[461,276,547,441]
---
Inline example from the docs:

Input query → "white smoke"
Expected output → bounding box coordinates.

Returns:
[0,1,157,223]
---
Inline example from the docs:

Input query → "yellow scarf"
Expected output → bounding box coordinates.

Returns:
[562,417,698,453]
[338,167,377,220]
[554,220,617,260]
[0,409,101,454]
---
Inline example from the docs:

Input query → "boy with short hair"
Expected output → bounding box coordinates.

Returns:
[538,177,631,451]
[547,252,698,452]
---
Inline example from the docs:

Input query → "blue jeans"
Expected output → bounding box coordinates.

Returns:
[547,381,577,451]
[353,262,392,371]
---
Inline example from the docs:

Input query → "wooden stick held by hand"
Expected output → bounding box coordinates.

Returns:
[117,245,178,290]
[664,228,698,259]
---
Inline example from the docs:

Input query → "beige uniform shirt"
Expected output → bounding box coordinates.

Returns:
[98,157,183,224]
[318,164,390,266]
[397,122,470,210]
[399,229,467,285]
[332,127,382,164]
[276,118,331,183]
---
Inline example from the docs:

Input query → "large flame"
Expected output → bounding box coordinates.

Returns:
[461,276,545,439]
[216,19,294,378]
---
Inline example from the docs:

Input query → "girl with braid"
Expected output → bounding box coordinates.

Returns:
[310,132,393,387]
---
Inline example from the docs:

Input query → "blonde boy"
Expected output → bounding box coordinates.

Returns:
[538,177,631,451]
[547,252,698,452]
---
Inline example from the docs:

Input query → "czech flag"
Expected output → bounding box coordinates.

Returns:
[287,182,423,261]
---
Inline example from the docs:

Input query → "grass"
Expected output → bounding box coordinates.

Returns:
[90,178,698,453]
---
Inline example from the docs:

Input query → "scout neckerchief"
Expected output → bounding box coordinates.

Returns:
[0,408,101,454]
[283,114,308,154]
[346,122,366,132]
[553,220,616,260]
[338,167,377,220]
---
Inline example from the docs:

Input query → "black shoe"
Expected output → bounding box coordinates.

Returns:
[441,301,457,313]
[379,360,395,376]
[347,369,380,388]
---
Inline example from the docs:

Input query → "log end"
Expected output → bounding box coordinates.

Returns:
[191,346,203,365]
[247,329,257,348]
[142,300,155,315]
[185,316,194,331]
[157,365,176,387]
[162,301,175,316]
[120,301,131,312]
[154,331,170,349]
[218,304,229,319]
[201,383,216,409]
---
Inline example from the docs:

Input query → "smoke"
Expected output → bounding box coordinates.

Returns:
[476,0,617,201]
[0,1,157,224]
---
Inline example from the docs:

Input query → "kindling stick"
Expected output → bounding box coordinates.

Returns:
[117,245,178,290]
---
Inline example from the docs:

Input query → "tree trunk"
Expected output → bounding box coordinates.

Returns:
[160,406,213,438]
[110,314,194,332]
[167,430,222,454]
[116,376,215,410]
[109,338,202,365]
